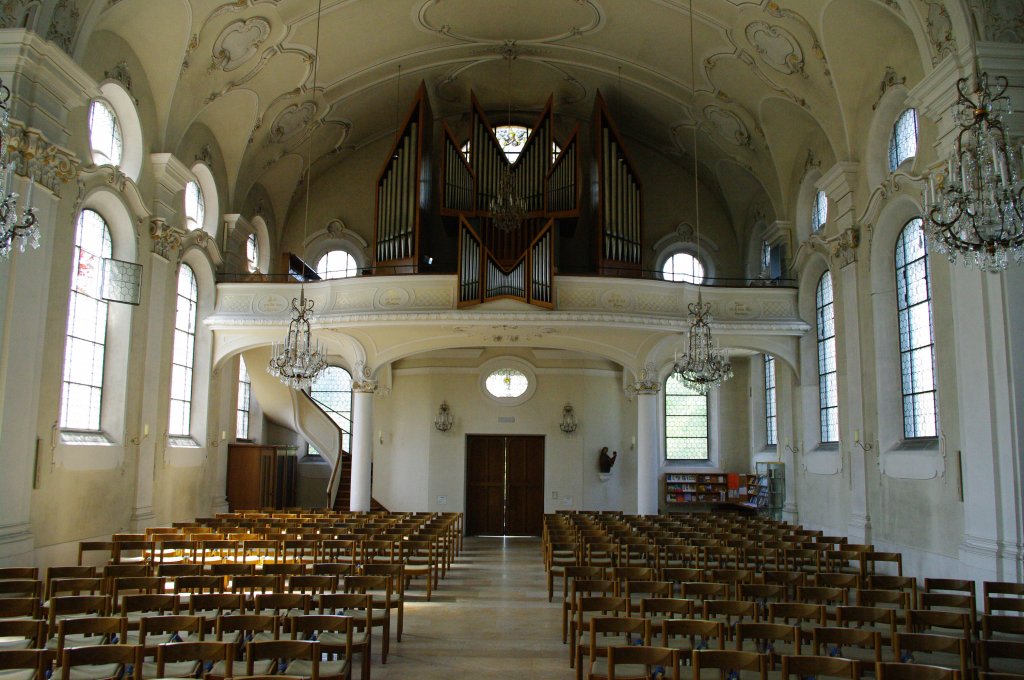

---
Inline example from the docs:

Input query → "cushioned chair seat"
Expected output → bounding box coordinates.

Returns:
[210,659,273,677]
[140,660,200,678]
[44,634,105,650]
[318,630,368,647]
[286,658,349,679]
[0,670,35,680]
[588,658,652,680]
[0,636,32,650]
[51,663,121,680]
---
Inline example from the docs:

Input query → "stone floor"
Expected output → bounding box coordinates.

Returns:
[370,535,571,679]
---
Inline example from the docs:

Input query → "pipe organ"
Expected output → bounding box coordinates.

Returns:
[374,85,641,309]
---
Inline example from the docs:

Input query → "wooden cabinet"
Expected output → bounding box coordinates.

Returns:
[664,472,758,507]
[226,444,298,511]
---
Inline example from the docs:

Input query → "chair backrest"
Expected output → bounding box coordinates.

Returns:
[813,626,882,663]
[735,623,800,654]
[216,614,279,641]
[876,662,960,680]
[692,648,767,680]
[55,616,125,658]
[48,594,111,626]
[156,641,233,677]
[893,632,968,677]
[120,593,177,617]
[780,654,860,680]
[0,649,46,680]
[245,639,319,675]
[139,614,204,645]
[608,645,679,680]
[59,644,142,680]
[662,619,725,651]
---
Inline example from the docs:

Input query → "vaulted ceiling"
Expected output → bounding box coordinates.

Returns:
[83,0,963,238]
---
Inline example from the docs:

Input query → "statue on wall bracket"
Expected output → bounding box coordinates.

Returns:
[598,447,618,474]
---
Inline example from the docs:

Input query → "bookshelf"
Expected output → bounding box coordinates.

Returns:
[664,472,759,506]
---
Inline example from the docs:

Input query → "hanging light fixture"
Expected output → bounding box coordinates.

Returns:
[559,402,579,434]
[489,47,526,232]
[671,0,732,395]
[922,70,1023,272]
[434,401,454,432]
[268,0,328,390]
[0,78,39,261]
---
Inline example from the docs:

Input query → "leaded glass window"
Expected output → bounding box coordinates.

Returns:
[764,354,777,446]
[184,181,204,231]
[60,209,112,430]
[662,252,705,284]
[889,108,918,171]
[246,233,259,273]
[310,366,353,453]
[895,217,937,438]
[816,271,839,443]
[811,190,828,232]
[316,249,357,280]
[88,100,122,167]
[168,265,198,437]
[485,368,529,398]
[461,127,561,164]
[665,373,709,460]
[236,357,251,440]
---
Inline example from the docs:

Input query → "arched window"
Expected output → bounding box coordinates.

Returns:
[246,233,259,273]
[764,354,777,446]
[310,366,353,452]
[662,252,705,284]
[169,265,198,437]
[460,125,561,164]
[895,218,937,438]
[316,249,357,280]
[88,100,122,167]
[184,181,205,232]
[665,373,709,460]
[60,209,113,430]
[816,271,838,443]
[236,356,251,440]
[888,108,918,172]
[811,190,828,232]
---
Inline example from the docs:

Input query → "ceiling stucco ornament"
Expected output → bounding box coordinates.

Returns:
[744,22,805,78]
[763,2,831,84]
[270,102,317,144]
[703,105,751,148]
[45,0,79,54]
[4,124,78,198]
[918,0,957,65]
[872,66,906,110]
[416,0,602,44]
[211,17,272,72]
[971,0,1024,43]
[0,2,29,29]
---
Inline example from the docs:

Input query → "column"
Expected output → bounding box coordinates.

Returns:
[350,381,375,512]
[630,363,660,516]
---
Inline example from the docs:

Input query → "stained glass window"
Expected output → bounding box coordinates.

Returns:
[665,373,709,460]
[461,127,561,164]
[662,252,705,284]
[816,271,839,443]
[236,357,251,440]
[316,249,357,280]
[60,209,112,430]
[310,366,353,453]
[246,233,259,273]
[485,368,529,398]
[764,354,777,446]
[895,217,937,438]
[889,108,918,171]
[184,181,204,231]
[812,190,828,232]
[168,265,198,437]
[89,100,122,167]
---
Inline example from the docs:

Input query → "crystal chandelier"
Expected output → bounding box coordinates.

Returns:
[922,72,1023,272]
[673,298,733,395]
[0,78,39,261]
[434,401,453,432]
[488,48,526,232]
[268,0,328,390]
[671,0,733,395]
[268,287,328,390]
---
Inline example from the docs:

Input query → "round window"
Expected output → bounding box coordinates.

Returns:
[485,368,529,398]
[479,359,537,406]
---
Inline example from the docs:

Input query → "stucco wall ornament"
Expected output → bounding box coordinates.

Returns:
[919,0,956,65]
[104,61,133,96]
[808,226,860,267]
[4,124,78,198]
[0,2,30,29]
[745,22,805,77]
[352,363,377,393]
[872,66,906,110]
[971,0,1024,42]
[704,105,751,147]
[150,218,182,259]
[270,102,317,144]
[626,362,661,397]
[46,0,79,54]
[211,17,271,72]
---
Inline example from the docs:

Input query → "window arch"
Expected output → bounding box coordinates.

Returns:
[665,373,709,461]
[169,264,198,437]
[184,181,205,232]
[764,354,777,447]
[96,82,143,181]
[895,218,937,438]
[811,190,828,232]
[316,249,358,280]
[88,100,122,167]
[60,209,112,430]
[236,356,251,440]
[816,271,838,443]
[310,366,353,452]
[662,252,705,284]
[888,108,918,172]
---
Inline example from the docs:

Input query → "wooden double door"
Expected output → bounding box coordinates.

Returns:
[465,435,544,536]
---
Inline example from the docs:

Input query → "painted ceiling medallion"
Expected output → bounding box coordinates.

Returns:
[212,17,272,72]
[704,105,751,147]
[270,102,317,144]
[745,21,805,77]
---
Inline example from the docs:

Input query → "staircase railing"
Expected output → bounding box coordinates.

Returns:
[293,390,349,509]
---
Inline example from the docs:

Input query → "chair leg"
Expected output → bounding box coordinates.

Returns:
[396,603,403,642]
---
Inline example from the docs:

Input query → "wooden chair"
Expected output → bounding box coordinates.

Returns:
[641,598,695,634]
[703,600,758,642]
[624,580,673,613]
[892,631,968,678]
[58,644,142,680]
[120,594,178,643]
[0,598,39,623]
[906,610,972,643]
[0,619,44,651]
[318,593,372,680]
[570,596,630,669]
[692,648,767,680]
[138,614,204,672]
[813,626,882,665]
[607,645,679,680]
[768,602,828,647]
[977,638,1024,677]
[836,605,898,648]
[985,583,1024,616]
[362,563,405,643]
[763,571,806,601]
[780,655,861,680]
[681,582,729,612]
[399,539,436,601]
[875,661,960,680]
[549,541,580,602]
[0,581,41,601]
[246,639,318,678]
[76,542,115,567]
[155,641,234,680]
[289,615,352,680]
[734,623,799,669]
[52,616,125,657]
[582,616,650,680]
[0,649,46,680]
[662,620,725,659]
[343,575,392,664]
[188,593,244,638]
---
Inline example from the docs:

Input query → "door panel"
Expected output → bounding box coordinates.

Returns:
[466,434,544,536]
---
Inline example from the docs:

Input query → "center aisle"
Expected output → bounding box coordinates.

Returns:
[376,535,571,678]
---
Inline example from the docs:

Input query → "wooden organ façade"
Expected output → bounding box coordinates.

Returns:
[372,84,643,309]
